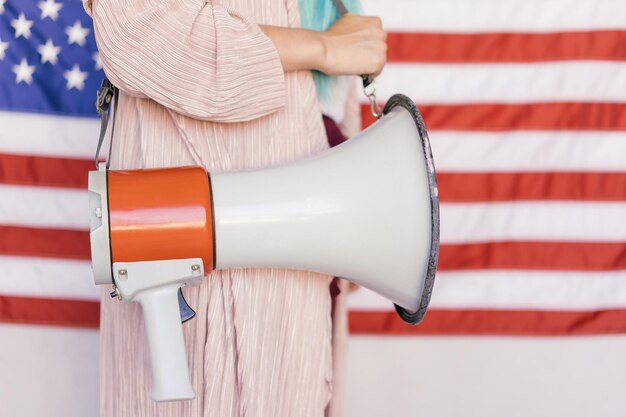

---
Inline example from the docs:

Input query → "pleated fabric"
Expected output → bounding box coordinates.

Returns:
[83,0,360,415]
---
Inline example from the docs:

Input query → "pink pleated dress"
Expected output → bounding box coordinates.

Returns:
[83,0,361,416]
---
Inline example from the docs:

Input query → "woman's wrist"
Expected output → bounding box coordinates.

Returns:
[302,28,328,72]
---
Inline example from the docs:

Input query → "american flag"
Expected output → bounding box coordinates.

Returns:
[1,0,626,416]
[0,0,103,335]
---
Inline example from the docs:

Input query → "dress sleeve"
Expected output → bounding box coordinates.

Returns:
[88,0,287,122]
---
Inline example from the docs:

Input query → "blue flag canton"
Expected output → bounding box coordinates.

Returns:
[0,0,104,117]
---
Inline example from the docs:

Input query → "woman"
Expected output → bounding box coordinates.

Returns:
[83,0,386,416]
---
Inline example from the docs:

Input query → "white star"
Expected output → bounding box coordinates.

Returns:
[64,64,88,90]
[37,39,61,64]
[11,13,34,39]
[0,0,6,14]
[92,52,102,70]
[65,21,90,46]
[12,58,36,84]
[39,0,63,21]
[0,38,9,60]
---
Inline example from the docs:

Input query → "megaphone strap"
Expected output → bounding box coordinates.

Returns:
[95,78,119,169]
[330,0,348,15]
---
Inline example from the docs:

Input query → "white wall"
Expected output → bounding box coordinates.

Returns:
[345,336,626,417]
[5,326,626,417]
[0,325,99,417]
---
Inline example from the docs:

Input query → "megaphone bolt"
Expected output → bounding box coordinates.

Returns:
[191,264,201,276]
[118,269,128,280]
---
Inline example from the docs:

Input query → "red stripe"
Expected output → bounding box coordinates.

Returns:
[0,226,90,260]
[0,153,90,188]
[438,172,626,202]
[349,309,626,335]
[3,225,624,271]
[4,157,625,203]
[439,242,626,271]
[362,102,626,130]
[387,31,626,63]
[0,296,99,328]
[7,297,626,336]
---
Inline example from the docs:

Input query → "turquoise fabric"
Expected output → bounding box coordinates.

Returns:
[298,0,362,101]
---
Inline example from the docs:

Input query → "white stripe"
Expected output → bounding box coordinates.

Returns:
[349,270,626,311]
[0,256,99,301]
[441,201,626,243]
[0,184,88,230]
[363,0,626,32]
[4,184,626,242]
[0,111,102,159]
[374,62,626,103]
[430,131,626,172]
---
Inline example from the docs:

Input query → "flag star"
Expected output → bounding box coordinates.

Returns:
[66,21,90,46]
[64,64,88,90]
[92,52,102,70]
[39,0,63,21]
[0,0,6,14]
[11,13,34,39]
[37,39,61,64]
[12,58,36,84]
[0,38,8,60]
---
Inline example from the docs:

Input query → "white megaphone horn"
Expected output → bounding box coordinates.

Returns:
[88,93,440,402]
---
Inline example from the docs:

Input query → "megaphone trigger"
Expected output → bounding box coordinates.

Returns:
[177,288,196,323]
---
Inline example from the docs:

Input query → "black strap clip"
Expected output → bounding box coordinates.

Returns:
[96,78,116,115]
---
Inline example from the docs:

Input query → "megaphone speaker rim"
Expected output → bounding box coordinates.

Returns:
[383,94,440,325]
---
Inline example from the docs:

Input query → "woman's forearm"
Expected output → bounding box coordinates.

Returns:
[259,25,326,73]
[260,14,386,78]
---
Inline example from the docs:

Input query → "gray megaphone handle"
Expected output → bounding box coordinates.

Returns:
[135,284,195,401]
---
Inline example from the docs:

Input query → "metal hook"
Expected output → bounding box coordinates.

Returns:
[363,79,383,119]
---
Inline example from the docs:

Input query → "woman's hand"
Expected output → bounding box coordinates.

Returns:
[319,13,387,79]
[259,14,387,79]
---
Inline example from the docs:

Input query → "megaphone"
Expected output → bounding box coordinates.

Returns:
[88,93,439,402]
